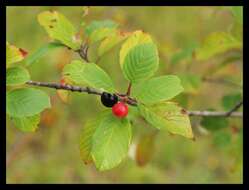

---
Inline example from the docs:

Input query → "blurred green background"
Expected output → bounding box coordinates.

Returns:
[6,6,243,184]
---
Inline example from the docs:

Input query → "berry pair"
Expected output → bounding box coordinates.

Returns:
[101,92,128,118]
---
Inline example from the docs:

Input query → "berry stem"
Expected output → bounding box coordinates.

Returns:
[126,82,132,96]
[76,42,89,63]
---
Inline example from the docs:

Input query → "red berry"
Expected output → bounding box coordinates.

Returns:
[112,102,128,118]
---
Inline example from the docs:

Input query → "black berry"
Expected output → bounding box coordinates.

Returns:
[101,92,118,107]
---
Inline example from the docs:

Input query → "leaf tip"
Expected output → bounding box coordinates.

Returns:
[19,48,28,58]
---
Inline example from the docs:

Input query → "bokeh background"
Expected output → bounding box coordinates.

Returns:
[6,6,243,183]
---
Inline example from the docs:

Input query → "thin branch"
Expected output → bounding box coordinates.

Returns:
[26,81,137,106]
[25,80,243,117]
[77,43,89,62]
[26,81,102,96]
[187,110,242,117]
[188,99,243,118]
[226,100,243,117]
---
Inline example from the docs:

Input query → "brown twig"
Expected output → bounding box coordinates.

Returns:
[26,81,137,106]
[226,100,243,117]
[26,81,102,95]
[187,99,243,118]
[187,110,242,117]
[25,80,243,117]
[126,82,132,96]
[77,43,89,62]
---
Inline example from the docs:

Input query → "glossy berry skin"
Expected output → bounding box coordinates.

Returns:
[101,92,118,107]
[112,102,128,118]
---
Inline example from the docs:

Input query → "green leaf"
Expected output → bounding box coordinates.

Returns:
[7,88,51,117]
[12,114,40,132]
[201,115,229,131]
[63,60,115,92]
[6,66,30,86]
[89,28,117,44]
[38,11,81,50]
[126,106,140,121]
[138,102,194,139]
[6,42,26,67]
[25,42,65,66]
[120,30,159,83]
[98,31,130,57]
[222,93,242,111]
[79,117,102,165]
[135,132,157,167]
[173,94,189,108]
[213,131,231,148]
[85,20,118,44]
[120,31,153,63]
[195,32,242,61]
[85,20,118,36]
[133,75,183,105]
[91,112,132,171]
[178,74,201,94]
